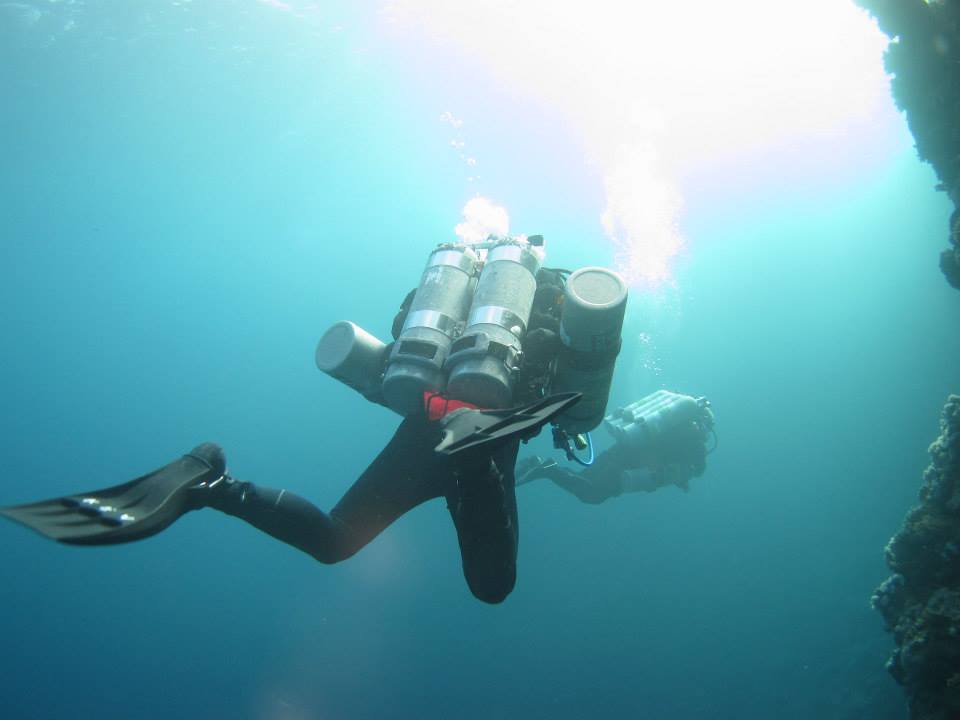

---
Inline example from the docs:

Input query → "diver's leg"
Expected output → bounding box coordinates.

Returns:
[206,415,444,564]
[446,440,520,604]
[204,481,348,563]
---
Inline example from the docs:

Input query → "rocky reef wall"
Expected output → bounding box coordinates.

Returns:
[872,397,960,720]
[856,0,960,288]
[854,4,960,718]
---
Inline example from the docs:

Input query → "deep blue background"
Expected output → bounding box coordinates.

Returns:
[1,2,957,719]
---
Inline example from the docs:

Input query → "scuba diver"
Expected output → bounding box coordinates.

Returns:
[516,390,715,504]
[0,235,630,604]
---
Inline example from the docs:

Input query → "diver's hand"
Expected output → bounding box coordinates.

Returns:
[516,455,544,475]
[516,455,550,485]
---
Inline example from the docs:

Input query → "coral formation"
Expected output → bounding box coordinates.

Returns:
[874,396,960,720]
[856,0,960,288]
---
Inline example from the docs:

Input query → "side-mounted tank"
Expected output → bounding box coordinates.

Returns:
[314,320,390,401]
[551,267,628,433]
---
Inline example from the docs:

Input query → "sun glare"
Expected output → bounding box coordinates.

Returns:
[382,0,892,285]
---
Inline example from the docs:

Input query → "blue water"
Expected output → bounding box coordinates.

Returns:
[1,3,958,719]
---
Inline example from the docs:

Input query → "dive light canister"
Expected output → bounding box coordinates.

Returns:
[604,390,706,450]
[445,239,544,408]
[315,321,390,401]
[381,245,479,415]
[551,267,628,433]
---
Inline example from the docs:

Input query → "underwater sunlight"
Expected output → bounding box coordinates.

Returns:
[381,0,896,285]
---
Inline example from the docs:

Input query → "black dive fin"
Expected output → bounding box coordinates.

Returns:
[434,392,581,457]
[0,443,225,546]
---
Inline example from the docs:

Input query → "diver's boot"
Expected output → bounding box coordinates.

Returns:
[196,472,308,534]
[196,473,268,515]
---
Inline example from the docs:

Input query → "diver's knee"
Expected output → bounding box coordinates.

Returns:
[311,541,360,566]
[471,584,514,605]
[468,573,516,604]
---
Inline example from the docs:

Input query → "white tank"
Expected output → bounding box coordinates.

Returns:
[315,321,390,401]
[445,239,544,408]
[604,390,707,449]
[381,244,479,415]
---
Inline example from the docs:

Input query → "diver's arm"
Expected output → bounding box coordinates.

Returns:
[516,453,623,504]
[548,465,622,504]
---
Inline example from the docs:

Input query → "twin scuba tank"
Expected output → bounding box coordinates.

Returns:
[314,235,628,433]
[604,390,714,451]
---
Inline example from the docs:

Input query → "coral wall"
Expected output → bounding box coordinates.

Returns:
[855,5,959,718]
[873,398,960,720]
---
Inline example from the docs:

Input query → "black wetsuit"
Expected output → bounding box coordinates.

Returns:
[0,270,574,603]
[208,413,520,604]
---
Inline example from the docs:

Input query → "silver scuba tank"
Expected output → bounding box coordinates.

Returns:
[605,390,713,450]
[381,244,479,415]
[551,267,628,433]
[444,237,545,408]
[315,321,390,401]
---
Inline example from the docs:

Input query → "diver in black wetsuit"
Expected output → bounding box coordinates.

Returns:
[1,236,627,604]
